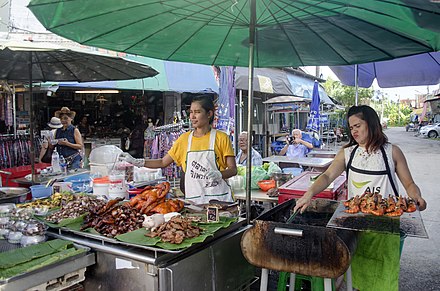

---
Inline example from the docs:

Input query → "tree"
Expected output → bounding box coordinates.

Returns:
[324,78,374,107]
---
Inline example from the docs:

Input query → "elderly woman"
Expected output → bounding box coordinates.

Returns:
[235,131,263,166]
[53,107,83,169]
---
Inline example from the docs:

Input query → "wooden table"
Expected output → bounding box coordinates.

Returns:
[262,156,333,171]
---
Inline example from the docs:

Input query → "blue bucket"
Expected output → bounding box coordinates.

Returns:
[30,185,53,199]
[64,173,91,193]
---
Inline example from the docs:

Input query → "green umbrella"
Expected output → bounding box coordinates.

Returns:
[28,0,440,223]
[28,0,439,67]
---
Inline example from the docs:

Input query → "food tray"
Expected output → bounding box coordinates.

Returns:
[0,241,94,290]
[326,202,428,238]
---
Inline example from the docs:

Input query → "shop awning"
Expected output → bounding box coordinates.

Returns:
[235,67,334,105]
[56,55,219,93]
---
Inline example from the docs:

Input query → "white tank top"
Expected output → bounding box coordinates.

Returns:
[344,143,399,198]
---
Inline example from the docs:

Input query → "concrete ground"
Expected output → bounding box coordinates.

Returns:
[387,127,440,291]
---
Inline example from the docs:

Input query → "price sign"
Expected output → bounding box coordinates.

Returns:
[207,206,219,222]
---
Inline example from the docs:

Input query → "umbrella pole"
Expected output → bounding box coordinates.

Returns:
[355,64,359,106]
[28,52,36,182]
[245,0,256,225]
[13,83,17,138]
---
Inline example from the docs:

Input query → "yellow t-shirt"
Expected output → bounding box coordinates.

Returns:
[168,130,235,172]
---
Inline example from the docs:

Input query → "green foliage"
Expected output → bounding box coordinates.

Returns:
[324,78,374,107]
[383,102,412,126]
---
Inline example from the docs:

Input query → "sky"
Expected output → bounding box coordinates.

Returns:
[302,66,439,102]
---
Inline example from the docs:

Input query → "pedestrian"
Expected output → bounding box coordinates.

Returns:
[120,95,237,204]
[53,107,83,169]
[39,117,63,163]
[235,131,263,166]
[294,105,427,291]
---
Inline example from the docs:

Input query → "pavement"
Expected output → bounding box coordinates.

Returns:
[386,127,440,291]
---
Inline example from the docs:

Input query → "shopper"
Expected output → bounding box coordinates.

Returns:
[53,107,83,169]
[121,95,237,204]
[235,131,263,166]
[39,117,63,163]
[279,129,313,158]
[294,105,427,291]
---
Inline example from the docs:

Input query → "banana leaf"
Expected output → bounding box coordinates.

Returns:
[42,213,88,228]
[0,247,85,280]
[115,217,238,250]
[0,239,72,269]
[115,228,161,246]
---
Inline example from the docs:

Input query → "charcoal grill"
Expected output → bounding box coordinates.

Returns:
[241,199,357,278]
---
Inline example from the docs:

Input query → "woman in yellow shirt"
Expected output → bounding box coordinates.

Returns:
[121,95,237,204]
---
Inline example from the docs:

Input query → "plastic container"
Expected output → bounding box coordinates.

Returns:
[0,203,15,217]
[228,175,244,190]
[30,185,53,199]
[282,167,304,177]
[93,176,110,198]
[52,182,73,194]
[64,173,91,193]
[108,172,127,200]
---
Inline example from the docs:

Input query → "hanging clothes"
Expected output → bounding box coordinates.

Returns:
[146,123,187,179]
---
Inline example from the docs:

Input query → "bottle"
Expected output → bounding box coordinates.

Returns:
[51,148,61,173]
[59,155,67,175]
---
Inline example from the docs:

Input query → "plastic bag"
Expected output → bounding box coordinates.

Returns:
[239,166,269,189]
[266,162,282,176]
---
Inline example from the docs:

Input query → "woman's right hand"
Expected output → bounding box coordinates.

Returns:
[293,191,313,213]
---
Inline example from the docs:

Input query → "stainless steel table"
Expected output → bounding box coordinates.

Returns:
[233,189,278,204]
[262,156,333,171]
[307,150,338,158]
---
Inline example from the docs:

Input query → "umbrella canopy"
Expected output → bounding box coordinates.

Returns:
[306,81,320,132]
[28,0,440,68]
[0,40,158,82]
[330,52,440,88]
[28,0,440,223]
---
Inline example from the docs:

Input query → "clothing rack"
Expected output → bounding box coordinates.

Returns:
[153,121,187,132]
[0,133,41,169]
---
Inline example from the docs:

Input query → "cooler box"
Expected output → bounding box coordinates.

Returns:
[0,163,50,187]
[278,171,347,204]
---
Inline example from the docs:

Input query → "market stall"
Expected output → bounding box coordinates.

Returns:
[0,180,256,290]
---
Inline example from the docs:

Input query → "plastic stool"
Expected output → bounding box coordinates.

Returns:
[277,272,335,291]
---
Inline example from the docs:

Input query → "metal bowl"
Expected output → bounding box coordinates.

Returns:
[0,187,31,204]
[270,173,293,188]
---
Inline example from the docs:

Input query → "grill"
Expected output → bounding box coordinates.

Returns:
[241,199,357,278]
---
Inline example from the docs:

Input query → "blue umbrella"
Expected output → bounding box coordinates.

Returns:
[330,52,440,88]
[307,81,320,132]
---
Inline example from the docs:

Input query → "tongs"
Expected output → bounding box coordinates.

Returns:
[287,209,300,223]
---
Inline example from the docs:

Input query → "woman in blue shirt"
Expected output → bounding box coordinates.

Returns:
[54,107,83,169]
